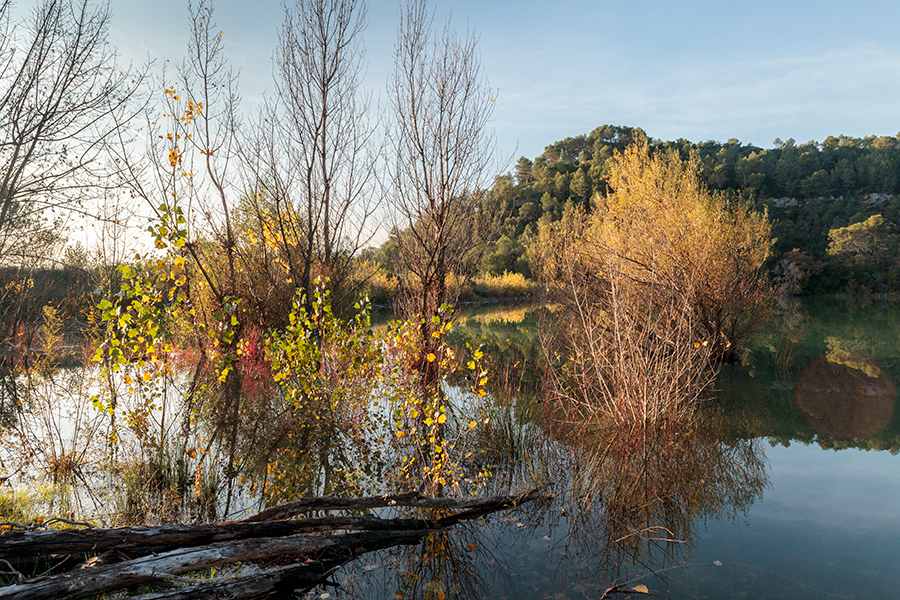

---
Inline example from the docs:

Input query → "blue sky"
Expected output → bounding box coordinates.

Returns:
[97,0,900,161]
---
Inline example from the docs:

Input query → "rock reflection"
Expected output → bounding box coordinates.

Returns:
[795,352,896,440]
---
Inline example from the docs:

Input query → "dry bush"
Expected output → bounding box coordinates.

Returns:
[531,138,772,424]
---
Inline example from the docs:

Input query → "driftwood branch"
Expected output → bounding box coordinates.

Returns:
[242,487,548,522]
[0,530,424,600]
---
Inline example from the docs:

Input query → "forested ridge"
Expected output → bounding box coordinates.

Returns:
[370,125,900,295]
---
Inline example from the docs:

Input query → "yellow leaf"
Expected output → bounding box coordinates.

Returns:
[426,353,436,363]
[632,584,649,594]
[437,413,446,424]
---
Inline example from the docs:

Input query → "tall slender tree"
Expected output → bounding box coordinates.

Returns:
[0,0,142,415]
[0,0,142,264]
[243,0,377,309]
[387,0,497,380]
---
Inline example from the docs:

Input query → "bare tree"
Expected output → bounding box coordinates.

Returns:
[0,0,142,419]
[387,0,497,375]
[0,0,142,265]
[242,0,378,309]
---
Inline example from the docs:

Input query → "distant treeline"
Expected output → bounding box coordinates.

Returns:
[385,124,900,294]
[14,126,900,327]
[0,266,97,334]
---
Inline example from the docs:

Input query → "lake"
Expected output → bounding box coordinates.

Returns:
[3,297,899,599]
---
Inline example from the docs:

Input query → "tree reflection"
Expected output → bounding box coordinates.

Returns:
[535,409,768,592]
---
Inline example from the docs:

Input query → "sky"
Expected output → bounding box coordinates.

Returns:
[92,0,900,164]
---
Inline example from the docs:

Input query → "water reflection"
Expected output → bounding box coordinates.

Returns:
[795,355,895,439]
[289,393,769,600]
[715,298,900,450]
[8,297,900,598]
[340,528,491,600]
[539,414,768,592]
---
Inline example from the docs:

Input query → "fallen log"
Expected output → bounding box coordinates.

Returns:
[0,488,550,600]
[0,515,436,559]
[0,530,425,600]
[0,488,549,558]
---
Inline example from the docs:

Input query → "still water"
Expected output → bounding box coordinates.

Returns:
[320,297,900,599]
[5,297,899,599]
